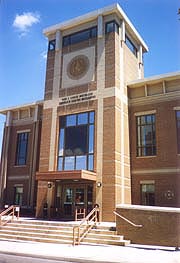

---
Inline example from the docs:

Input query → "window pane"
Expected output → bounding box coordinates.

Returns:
[16,132,28,165]
[48,39,56,51]
[125,35,137,56]
[88,125,94,153]
[64,156,75,170]
[63,36,70,47]
[89,112,95,124]
[16,187,23,194]
[78,113,88,125]
[58,157,63,170]
[14,186,23,206]
[75,188,85,205]
[66,115,76,126]
[60,116,66,128]
[136,114,156,157]
[146,115,152,124]
[65,126,88,155]
[58,111,94,171]
[75,155,87,170]
[91,27,97,38]
[106,22,114,33]
[88,154,94,170]
[176,111,180,120]
[71,30,89,44]
[176,111,180,153]
[59,129,64,156]
[141,184,155,206]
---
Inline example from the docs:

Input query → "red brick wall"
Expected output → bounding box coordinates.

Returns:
[129,99,180,207]
[116,205,180,247]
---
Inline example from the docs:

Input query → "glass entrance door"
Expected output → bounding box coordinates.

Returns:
[62,185,93,219]
[64,188,73,216]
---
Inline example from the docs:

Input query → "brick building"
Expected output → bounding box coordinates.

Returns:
[0,4,180,221]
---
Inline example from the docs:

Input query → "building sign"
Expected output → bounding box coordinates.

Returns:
[59,92,96,106]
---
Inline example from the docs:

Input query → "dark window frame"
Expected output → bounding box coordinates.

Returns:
[176,110,180,153]
[105,20,119,34]
[136,114,156,157]
[140,183,155,206]
[62,26,97,47]
[48,39,56,51]
[15,132,29,166]
[125,34,138,57]
[58,111,95,171]
[14,186,23,206]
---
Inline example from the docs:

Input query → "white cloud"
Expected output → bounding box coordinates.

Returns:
[13,12,40,35]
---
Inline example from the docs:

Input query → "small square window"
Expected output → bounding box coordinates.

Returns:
[105,21,119,34]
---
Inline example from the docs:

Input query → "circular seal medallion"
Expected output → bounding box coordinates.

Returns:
[67,55,89,80]
[164,190,174,200]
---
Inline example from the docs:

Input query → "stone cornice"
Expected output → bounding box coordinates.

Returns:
[43,3,148,52]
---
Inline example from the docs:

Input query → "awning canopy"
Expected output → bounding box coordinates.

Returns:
[36,170,96,182]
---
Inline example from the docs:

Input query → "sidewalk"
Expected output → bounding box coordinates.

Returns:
[0,240,179,263]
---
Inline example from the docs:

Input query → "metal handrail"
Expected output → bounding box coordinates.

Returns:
[0,205,20,226]
[73,207,99,245]
[113,211,142,228]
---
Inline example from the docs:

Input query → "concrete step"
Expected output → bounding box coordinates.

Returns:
[82,237,131,246]
[9,219,79,227]
[0,233,72,244]
[87,233,124,241]
[0,229,73,240]
[0,219,130,246]
[4,223,73,232]
[1,225,117,239]
[11,219,114,230]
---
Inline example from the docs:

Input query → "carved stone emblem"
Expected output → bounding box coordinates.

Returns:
[67,55,89,80]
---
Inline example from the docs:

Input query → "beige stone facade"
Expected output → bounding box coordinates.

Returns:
[0,4,179,221]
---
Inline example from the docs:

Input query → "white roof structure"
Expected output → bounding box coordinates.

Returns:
[43,3,148,52]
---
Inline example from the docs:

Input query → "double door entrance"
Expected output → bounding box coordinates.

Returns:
[55,183,93,219]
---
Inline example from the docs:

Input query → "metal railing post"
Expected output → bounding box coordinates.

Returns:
[12,207,14,220]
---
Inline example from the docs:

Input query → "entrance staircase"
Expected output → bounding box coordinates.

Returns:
[0,218,130,246]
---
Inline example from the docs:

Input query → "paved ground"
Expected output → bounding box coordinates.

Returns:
[0,253,75,263]
[0,240,179,263]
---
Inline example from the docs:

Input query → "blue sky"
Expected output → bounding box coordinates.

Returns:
[0,0,180,154]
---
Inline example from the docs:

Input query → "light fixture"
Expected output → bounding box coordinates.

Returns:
[97,182,102,187]
[47,182,52,188]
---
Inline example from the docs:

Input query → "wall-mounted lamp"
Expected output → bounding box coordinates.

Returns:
[97,182,102,188]
[47,182,52,188]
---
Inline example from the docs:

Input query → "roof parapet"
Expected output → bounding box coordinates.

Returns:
[0,100,44,115]
[43,3,148,52]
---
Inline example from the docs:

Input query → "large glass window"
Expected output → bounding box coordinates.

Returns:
[176,111,180,153]
[136,114,156,157]
[63,27,97,47]
[125,35,137,57]
[141,184,155,206]
[15,132,29,165]
[58,111,95,171]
